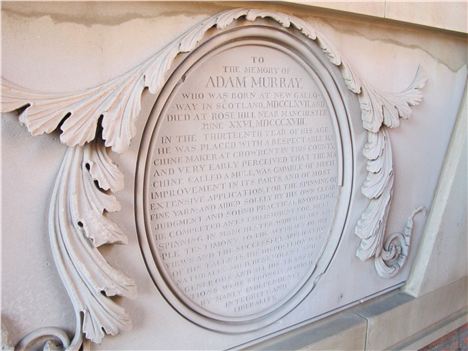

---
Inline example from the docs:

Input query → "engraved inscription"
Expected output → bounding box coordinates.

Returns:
[146,46,340,318]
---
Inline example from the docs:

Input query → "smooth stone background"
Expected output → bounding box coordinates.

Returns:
[1,2,467,350]
[283,1,467,33]
[405,88,467,298]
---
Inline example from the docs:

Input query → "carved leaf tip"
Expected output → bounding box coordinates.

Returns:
[393,66,427,115]
[81,214,126,247]
[144,45,179,95]
[316,34,342,66]
[101,76,145,154]
[341,63,362,94]
[1,79,66,137]
[178,17,219,53]
[60,115,99,148]
[1,78,31,113]
[97,265,137,298]
[85,142,125,193]
[246,9,291,27]
[355,187,392,261]
[215,8,248,29]
[82,304,133,344]
[290,16,317,40]
[359,66,427,132]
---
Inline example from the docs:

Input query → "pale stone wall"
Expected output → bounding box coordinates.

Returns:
[1,2,466,350]
[283,1,467,33]
[405,91,467,298]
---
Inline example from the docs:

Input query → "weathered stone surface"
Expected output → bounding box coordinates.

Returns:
[1,2,466,350]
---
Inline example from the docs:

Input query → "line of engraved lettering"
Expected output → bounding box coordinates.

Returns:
[152,139,332,157]
[211,102,263,112]
[150,184,229,198]
[149,196,204,209]
[206,75,303,89]
[202,130,263,141]
[160,134,196,144]
[242,66,281,74]
[153,216,203,231]
[226,118,305,128]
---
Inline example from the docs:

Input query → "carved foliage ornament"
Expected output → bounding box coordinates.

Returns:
[1,8,426,348]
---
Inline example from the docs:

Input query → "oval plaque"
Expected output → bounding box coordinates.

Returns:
[136,25,353,332]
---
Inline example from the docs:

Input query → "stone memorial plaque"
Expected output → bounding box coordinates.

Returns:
[137,28,353,332]
[6,6,460,350]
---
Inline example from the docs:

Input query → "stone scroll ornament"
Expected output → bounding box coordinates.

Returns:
[1,8,427,350]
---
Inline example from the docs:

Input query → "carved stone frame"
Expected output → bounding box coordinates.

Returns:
[1,8,426,350]
[135,22,354,333]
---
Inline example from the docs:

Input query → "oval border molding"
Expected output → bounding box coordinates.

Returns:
[135,23,354,333]
[0,8,426,348]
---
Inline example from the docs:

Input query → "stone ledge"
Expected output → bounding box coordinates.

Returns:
[248,277,467,350]
[394,309,467,350]
[243,312,367,350]
[355,277,467,350]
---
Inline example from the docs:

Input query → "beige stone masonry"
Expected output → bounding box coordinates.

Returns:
[243,313,367,350]
[405,88,467,298]
[282,1,468,33]
[249,277,468,350]
[356,278,467,350]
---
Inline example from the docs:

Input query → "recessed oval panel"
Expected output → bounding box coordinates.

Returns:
[136,26,353,332]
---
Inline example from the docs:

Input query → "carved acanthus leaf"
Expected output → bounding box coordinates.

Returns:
[316,34,341,66]
[215,8,250,29]
[0,8,367,154]
[143,44,179,95]
[359,68,427,133]
[362,130,394,200]
[355,67,426,267]
[100,75,146,153]
[49,142,136,344]
[85,141,124,193]
[245,9,291,27]
[355,130,394,260]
